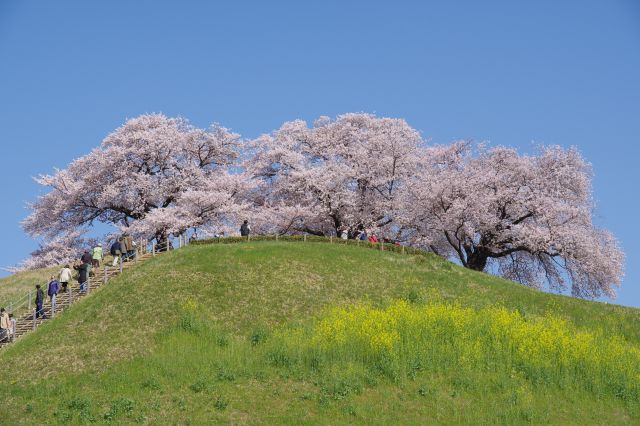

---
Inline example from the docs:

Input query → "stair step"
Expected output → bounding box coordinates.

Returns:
[1,251,162,348]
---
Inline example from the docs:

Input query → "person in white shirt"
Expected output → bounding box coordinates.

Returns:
[59,264,73,293]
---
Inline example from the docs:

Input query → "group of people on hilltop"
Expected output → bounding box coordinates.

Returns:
[238,220,393,244]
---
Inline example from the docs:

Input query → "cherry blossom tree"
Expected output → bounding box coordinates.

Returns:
[23,114,245,245]
[247,113,424,237]
[401,141,625,298]
[7,230,91,272]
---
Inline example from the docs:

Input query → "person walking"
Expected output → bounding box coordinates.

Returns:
[81,250,93,277]
[240,220,251,237]
[59,264,72,293]
[0,307,9,342]
[92,244,103,269]
[74,261,89,294]
[8,313,16,341]
[47,277,59,316]
[110,239,122,266]
[121,234,135,261]
[35,284,46,319]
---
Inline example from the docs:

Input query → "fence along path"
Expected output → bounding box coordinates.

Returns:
[0,240,172,349]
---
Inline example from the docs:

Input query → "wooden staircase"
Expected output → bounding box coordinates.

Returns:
[1,251,156,349]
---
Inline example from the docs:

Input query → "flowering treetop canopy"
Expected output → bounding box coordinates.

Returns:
[23,113,243,240]
[247,113,424,236]
[401,141,624,298]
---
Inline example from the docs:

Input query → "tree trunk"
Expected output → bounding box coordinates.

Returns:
[466,251,488,271]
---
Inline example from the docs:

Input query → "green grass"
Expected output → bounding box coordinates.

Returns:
[0,266,58,308]
[0,240,638,424]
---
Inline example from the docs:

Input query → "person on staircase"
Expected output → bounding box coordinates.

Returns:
[8,313,15,341]
[59,264,72,293]
[74,261,89,294]
[81,250,93,277]
[92,244,103,270]
[0,307,9,342]
[47,276,59,316]
[35,284,46,319]
[121,234,134,261]
[110,238,122,266]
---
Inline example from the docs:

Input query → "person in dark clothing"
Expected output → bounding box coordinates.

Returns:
[81,250,93,277]
[74,262,88,293]
[81,250,92,264]
[240,220,251,237]
[47,277,59,315]
[110,239,122,266]
[35,284,46,319]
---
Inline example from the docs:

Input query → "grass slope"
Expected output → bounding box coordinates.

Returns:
[0,241,638,424]
[0,267,59,307]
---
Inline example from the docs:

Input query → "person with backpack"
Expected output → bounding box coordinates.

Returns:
[110,239,122,266]
[240,220,251,237]
[59,264,72,293]
[121,233,135,261]
[35,284,46,319]
[47,276,59,316]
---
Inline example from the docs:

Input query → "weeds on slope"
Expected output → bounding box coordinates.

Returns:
[264,297,640,404]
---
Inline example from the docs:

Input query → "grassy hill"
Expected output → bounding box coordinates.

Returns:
[0,266,59,305]
[0,240,638,424]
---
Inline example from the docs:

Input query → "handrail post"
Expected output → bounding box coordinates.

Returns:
[103,264,107,284]
[120,258,123,274]
[275,233,279,241]
[28,290,32,311]
[304,234,307,243]
[32,308,36,330]
[152,243,156,256]
[330,235,333,244]
[380,241,384,251]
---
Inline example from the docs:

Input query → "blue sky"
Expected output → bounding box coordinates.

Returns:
[1,1,638,306]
